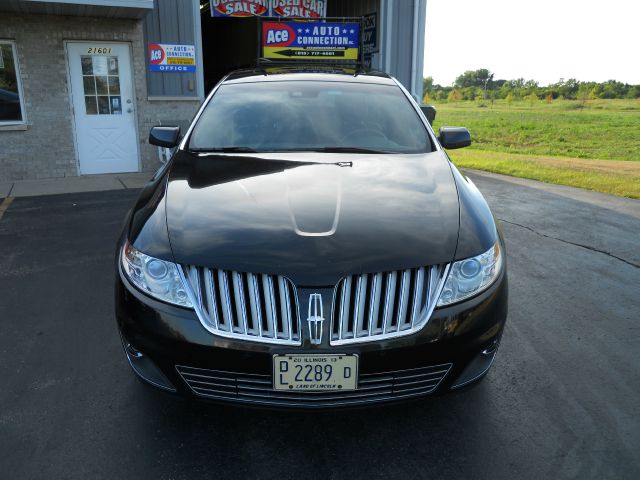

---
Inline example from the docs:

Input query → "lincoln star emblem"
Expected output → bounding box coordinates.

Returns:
[307,293,324,345]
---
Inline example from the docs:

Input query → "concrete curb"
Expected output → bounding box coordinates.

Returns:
[0,172,152,198]
[461,168,640,219]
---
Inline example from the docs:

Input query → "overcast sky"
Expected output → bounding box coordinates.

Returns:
[424,0,640,86]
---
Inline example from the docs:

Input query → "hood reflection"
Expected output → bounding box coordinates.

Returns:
[166,150,460,286]
[171,154,318,190]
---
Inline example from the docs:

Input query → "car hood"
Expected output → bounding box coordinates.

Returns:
[165,150,459,286]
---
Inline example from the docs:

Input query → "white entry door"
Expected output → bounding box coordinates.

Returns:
[67,42,138,174]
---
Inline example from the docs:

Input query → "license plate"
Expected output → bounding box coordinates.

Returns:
[273,354,358,391]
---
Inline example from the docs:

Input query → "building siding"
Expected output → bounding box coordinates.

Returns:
[328,0,426,100]
[389,0,414,93]
[143,0,201,98]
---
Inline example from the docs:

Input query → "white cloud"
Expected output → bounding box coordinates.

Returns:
[424,0,640,86]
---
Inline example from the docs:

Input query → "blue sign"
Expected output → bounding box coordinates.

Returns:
[362,13,377,54]
[263,21,360,60]
[148,44,196,73]
[149,65,196,72]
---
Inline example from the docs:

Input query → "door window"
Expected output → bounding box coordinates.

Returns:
[80,55,122,115]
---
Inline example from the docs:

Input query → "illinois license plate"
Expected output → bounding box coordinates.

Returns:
[273,354,358,391]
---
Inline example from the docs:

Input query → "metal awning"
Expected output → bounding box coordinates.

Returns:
[0,0,153,19]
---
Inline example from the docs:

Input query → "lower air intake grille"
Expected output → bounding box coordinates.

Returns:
[331,265,449,345]
[181,266,301,345]
[175,364,452,408]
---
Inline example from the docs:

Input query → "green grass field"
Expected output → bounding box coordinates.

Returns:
[431,99,640,199]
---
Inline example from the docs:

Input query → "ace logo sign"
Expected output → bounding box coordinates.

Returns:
[264,23,296,47]
[148,44,196,73]
[149,46,164,63]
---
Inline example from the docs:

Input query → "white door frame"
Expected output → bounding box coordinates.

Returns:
[64,40,141,175]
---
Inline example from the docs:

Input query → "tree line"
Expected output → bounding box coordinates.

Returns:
[423,68,640,103]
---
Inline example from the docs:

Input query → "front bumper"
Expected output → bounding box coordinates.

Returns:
[115,266,508,408]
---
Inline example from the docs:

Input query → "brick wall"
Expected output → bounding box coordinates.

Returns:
[0,13,200,181]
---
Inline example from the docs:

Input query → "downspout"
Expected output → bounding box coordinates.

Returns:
[193,0,205,99]
[385,0,393,73]
[411,0,420,101]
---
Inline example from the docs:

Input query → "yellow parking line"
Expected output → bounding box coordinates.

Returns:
[0,196,14,222]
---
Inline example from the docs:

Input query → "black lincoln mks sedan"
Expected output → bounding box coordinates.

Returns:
[115,67,508,408]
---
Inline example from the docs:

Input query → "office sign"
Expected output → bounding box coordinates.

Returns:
[148,44,196,72]
[262,21,360,60]
[210,0,270,17]
[362,12,378,54]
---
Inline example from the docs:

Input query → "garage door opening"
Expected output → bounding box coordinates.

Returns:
[199,9,260,92]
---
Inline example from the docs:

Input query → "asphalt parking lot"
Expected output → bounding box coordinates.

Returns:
[1,170,638,480]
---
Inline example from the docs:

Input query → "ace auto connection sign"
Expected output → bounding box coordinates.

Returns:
[211,0,326,17]
[262,21,359,60]
[148,44,196,72]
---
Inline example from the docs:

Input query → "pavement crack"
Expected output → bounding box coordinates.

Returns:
[497,218,640,269]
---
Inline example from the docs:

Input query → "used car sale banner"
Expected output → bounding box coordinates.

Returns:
[211,0,326,18]
[262,22,360,60]
[210,0,270,16]
[271,0,326,17]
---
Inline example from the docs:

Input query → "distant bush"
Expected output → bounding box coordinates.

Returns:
[448,89,463,102]
[506,92,514,107]
[423,69,640,102]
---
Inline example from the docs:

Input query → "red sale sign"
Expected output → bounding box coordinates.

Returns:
[271,0,326,18]
[211,0,270,17]
[210,0,327,17]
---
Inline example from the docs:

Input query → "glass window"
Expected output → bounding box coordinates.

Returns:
[80,54,122,115]
[0,41,26,124]
[189,81,432,154]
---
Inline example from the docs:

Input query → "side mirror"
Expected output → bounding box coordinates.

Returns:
[149,126,180,148]
[438,127,471,149]
[420,105,437,125]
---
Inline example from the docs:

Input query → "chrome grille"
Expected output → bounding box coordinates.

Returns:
[331,265,449,345]
[181,266,301,345]
[175,363,452,407]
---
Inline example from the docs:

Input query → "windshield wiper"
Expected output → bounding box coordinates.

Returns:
[191,146,390,154]
[191,146,259,153]
[306,147,390,154]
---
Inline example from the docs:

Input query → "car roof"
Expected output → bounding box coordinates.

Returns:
[222,66,398,86]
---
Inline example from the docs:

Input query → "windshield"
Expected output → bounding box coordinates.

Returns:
[188,81,432,154]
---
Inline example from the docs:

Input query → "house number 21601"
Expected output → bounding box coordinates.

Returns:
[87,47,112,55]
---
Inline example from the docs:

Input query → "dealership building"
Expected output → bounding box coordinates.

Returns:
[0,0,427,181]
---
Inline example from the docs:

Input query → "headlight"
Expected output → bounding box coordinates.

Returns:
[437,240,503,307]
[121,241,192,308]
